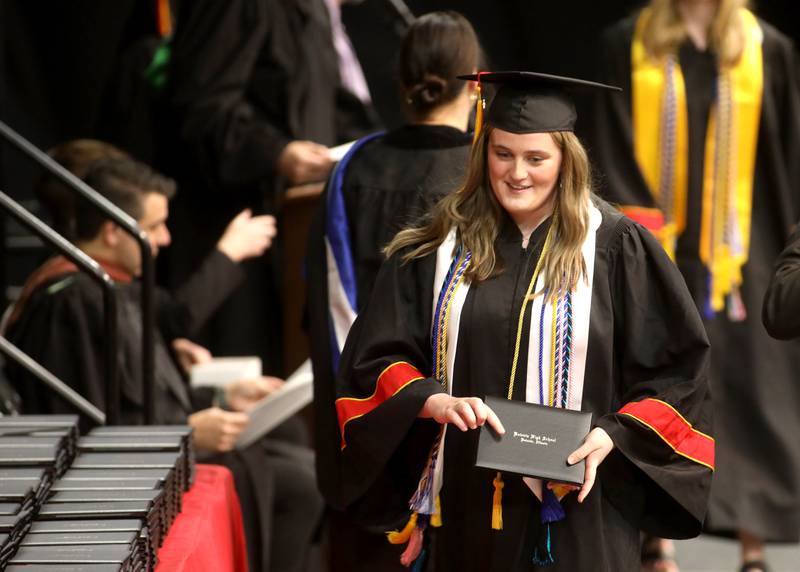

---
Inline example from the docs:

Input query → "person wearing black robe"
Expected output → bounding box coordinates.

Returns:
[333,72,714,571]
[3,157,322,572]
[306,12,478,570]
[162,0,380,374]
[589,3,800,565]
[764,224,800,339]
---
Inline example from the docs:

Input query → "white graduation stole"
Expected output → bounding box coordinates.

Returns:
[429,202,601,502]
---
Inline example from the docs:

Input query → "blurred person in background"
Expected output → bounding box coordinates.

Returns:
[591,1,800,571]
[306,11,481,569]
[163,0,380,375]
[4,153,322,572]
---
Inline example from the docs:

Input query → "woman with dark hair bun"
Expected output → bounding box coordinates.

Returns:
[400,11,482,119]
[306,10,482,571]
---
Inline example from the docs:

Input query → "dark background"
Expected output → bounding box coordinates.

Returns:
[2,0,797,163]
[0,0,797,301]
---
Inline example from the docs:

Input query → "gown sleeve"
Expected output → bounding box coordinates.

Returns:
[156,249,246,342]
[594,220,713,539]
[334,249,445,524]
[763,223,800,339]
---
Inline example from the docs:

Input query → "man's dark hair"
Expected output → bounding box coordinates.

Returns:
[76,157,177,241]
[34,139,130,239]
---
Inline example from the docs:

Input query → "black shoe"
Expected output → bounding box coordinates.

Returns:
[740,561,770,572]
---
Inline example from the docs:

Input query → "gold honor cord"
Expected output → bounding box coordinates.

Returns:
[507,224,555,400]
[436,252,471,393]
[492,222,555,531]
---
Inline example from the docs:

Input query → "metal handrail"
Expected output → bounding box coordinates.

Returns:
[0,190,116,424]
[0,120,155,423]
[0,337,106,426]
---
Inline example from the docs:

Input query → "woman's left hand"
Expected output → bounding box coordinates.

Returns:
[566,427,614,503]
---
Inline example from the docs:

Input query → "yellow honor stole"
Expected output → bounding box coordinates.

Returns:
[627,8,763,316]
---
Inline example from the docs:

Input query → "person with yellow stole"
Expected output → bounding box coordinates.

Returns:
[590,1,800,571]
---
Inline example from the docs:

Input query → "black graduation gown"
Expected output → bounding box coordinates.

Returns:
[306,125,471,570]
[5,250,245,424]
[591,15,800,541]
[307,124,472,506]
[763,223,800,339]
[335,199,713,571]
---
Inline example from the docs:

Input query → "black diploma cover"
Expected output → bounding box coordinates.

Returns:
[475,396,592,485]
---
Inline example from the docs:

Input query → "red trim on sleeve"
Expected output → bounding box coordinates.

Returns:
[618,206,665,233]
[336,361,425,449]
[619,398,714,470]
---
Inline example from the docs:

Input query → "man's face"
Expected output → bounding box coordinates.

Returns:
[138,192,171,256]
[115,192,171,276]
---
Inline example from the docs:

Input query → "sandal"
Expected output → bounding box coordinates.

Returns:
[740,561,770,572]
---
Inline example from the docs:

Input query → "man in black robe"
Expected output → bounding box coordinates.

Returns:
[589,7,800,552]
[162,0,380,374]
[3,156,323,572]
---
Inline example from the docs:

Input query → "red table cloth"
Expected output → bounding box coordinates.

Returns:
[155,463,248,572]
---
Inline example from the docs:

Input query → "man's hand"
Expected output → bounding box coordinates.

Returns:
[276,140,334,185]
[225,377,284,412]
[419,394,505,435]
[171,338,212,375]
[216,209,277,263]
[567,427,615,503]
[187,407,250,453]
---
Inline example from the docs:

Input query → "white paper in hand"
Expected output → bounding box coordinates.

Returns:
[235,359,314,449]
[190,357,262,388]
[328,141,355,162]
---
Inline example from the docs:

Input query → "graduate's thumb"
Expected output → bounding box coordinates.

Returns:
[567,443,591,466]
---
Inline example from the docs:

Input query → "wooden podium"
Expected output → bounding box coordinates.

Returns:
[280,182,324,376]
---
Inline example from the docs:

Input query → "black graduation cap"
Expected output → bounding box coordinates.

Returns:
[458,71,621,134]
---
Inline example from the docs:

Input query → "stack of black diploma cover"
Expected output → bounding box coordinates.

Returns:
[0,416,194,571]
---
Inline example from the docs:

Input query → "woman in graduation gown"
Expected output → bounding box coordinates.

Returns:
[306,12,479,569]
[333,71,714,572]
[590,1,800,569]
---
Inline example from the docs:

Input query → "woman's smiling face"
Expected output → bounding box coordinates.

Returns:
[487,128,562,235]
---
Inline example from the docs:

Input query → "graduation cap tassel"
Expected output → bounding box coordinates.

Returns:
[532,523,555,566]
[400,516,427,567]
[532,485,566,566]
[491,472,504,530]
[540,486,566,522]
[471,75,485,146]
[410,549,428,572]
[386,512,418,545]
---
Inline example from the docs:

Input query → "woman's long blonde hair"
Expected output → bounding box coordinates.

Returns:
[385,126,591,298]
[643,0,748,67]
